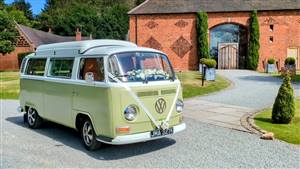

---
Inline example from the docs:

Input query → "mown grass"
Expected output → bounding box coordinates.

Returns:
[176,71,230,99]
[0,71,230,100]
[0,71,20,99]
[254,99,300,144]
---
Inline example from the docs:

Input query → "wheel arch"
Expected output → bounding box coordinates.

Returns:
[75,112,97,133]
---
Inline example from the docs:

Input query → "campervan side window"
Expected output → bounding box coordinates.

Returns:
[25,58,47,76]
[48,58,74,79]
[78,58,104,82]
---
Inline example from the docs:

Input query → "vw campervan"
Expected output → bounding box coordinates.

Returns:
[19,40,186,150]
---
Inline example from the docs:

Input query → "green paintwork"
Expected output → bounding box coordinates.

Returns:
[20,78,183,139]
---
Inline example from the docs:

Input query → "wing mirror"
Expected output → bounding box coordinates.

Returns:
[85,72,94,84]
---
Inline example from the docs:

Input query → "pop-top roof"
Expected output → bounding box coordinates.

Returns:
[35,40,138,55]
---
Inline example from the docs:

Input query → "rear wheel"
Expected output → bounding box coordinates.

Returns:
[81,119,101,151]
[26,107,43,128]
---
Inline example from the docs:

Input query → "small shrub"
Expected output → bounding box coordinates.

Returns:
[268,58,275,64]
[285,57,296,65]
[272,75,295,124]
[199,58,206,64]
[200,58,217,68]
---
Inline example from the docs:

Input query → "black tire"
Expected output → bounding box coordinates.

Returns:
[81,119,101,151]
[26,107,43,129]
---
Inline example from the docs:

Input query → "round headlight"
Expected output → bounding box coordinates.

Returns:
[176,99,184,112]
[124,105,138,121]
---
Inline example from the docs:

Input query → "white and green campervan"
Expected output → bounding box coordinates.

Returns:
[19,40,186,150]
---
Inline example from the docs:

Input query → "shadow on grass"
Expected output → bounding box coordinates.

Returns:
[254,117,273,123]
[6,116,176,160]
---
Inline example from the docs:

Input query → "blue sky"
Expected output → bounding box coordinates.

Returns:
[5,0,46,15]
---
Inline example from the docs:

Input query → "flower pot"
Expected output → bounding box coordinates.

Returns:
[205,68,216,81]
[199,64,204,73]
[266,64,276,73]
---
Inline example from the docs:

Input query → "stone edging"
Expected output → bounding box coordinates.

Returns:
[240,109,267,135]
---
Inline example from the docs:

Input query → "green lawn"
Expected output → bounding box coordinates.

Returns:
[254,99,300,144]
[0,71,230,100]
[176,71,230,99]
[0,71,20,99]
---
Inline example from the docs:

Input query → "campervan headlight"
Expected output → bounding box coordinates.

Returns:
[176,99,184,113]
[124,105,138,121]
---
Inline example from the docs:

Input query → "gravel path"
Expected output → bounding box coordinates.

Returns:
[199,70,300,109]
[2,100,300,168]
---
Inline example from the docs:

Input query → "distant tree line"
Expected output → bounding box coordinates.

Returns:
[0,0,145,54]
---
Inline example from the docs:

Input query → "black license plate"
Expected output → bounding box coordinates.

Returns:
[150,128,174,138]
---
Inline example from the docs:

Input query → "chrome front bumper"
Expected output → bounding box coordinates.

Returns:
[96,123,186,145]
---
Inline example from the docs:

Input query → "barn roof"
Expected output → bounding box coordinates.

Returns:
[129,0,300,15]
[16,24,91,47]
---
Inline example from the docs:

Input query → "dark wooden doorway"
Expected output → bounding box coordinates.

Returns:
[218,43,239,69]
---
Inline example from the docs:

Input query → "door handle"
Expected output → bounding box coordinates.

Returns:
[72,91,78,96]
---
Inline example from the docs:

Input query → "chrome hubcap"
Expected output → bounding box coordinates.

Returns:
[83,121,93,146]
[27,108,36,126]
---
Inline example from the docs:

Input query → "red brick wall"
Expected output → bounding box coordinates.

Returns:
[129,14,198,71]
[130,10,300,71]
[0,47,33,71]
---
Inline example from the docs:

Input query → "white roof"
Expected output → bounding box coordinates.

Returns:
[83,46,164,56]
[35,39,138,55]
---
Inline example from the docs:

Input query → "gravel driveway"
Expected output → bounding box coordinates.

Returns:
[200,70,300,109]
[2,100,299,168]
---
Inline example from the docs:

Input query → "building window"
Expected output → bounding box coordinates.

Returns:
[269,36,274,43]
[269,25,274,32]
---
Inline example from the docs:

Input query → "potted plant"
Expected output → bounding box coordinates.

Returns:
[200,58,217,81]
[266,58,276,73]
[284,57,296,75]
[199,58,206,73]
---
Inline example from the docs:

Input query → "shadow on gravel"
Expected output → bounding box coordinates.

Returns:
[6,116,176,160]
[239,75,282,83]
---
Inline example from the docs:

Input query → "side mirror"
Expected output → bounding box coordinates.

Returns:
[85,72,94,83]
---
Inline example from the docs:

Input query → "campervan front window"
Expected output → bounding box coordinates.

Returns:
[108,52,175,82]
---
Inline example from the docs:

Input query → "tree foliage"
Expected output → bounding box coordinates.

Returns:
[272,76,295,124]
[96,4,130,39]
[11,0,33,20]
[197,11,209,59]
[36,0,137,39]
[0,10,18,54]
[247,10,260,70]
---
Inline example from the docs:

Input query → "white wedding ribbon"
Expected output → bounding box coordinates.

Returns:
[107,72,180,130]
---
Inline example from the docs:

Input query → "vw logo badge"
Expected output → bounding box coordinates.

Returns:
[155,98,167,114]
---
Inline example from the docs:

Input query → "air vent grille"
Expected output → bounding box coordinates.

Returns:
[137,91,159,97]
[161,89,176,95]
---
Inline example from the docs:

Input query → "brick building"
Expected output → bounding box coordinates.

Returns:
[128,0,300,71]
[0,24,91,71]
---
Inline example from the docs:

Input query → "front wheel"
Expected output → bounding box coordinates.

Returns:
[81,119,101,151]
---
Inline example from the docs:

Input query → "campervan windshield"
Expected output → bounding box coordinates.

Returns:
[108,52,175,82]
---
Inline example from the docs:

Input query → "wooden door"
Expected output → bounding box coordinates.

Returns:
[287,47,299,69]
[218,43,239,69]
